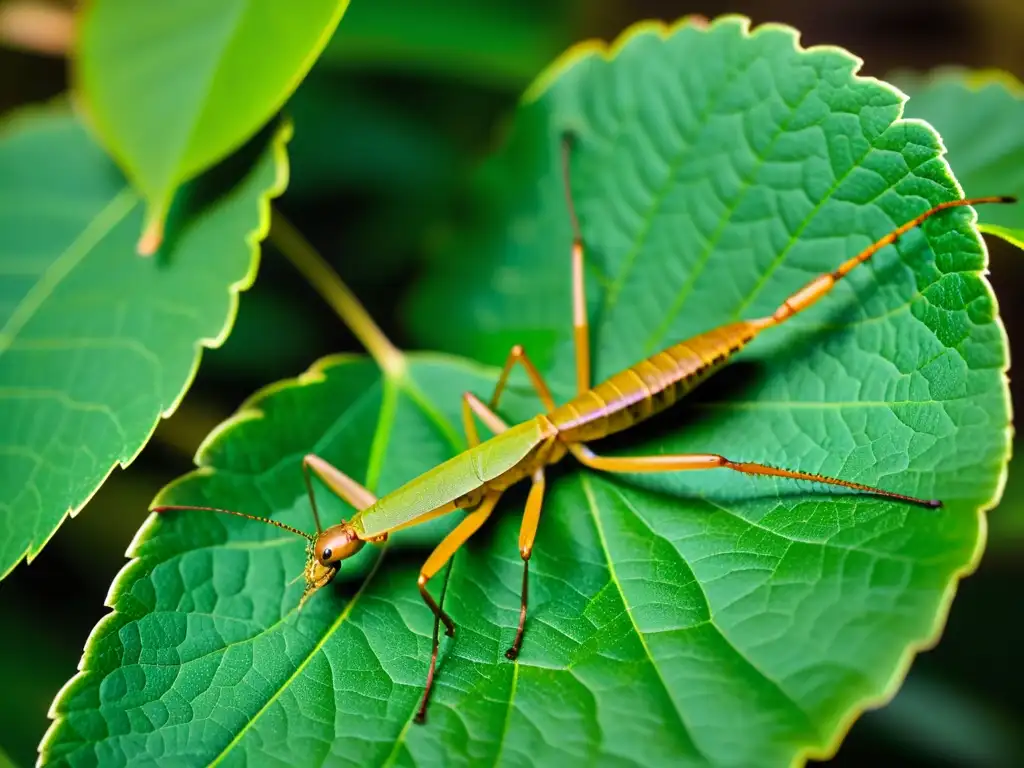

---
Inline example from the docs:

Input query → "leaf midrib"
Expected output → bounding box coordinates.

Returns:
[580,474,710,765]
[604,479,825,750]
[210,363,474,762]
[204,370,393,764]
[167,0,250,191]
[639,70,821,355]
[600,46,757,326]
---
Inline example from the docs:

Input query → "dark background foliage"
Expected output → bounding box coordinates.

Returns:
[1,1,1022,766]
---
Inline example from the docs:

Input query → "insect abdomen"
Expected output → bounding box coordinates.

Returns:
[550,321,756,442]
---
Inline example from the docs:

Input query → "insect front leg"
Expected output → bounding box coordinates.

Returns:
[462,391,508,447]
[415,491,503,724]
[301,454,377,533]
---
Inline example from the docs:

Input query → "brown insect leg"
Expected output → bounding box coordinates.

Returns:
[414,492,502,724]
[569,444,941,509]
[302,454,377,533]
[415,558,454,725]
[506,468,546,660]
[490,345,556,413]
[753,196,1015,331]
[561,131,591,394]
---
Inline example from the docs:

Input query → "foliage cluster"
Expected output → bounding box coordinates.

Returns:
[1,2,1023,766]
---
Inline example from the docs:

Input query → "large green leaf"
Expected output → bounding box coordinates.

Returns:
[405,14,1007,759]
[893,68,1024,250]
[75,0,346,252]
[0,107,290,580]
[43,17,1009,767]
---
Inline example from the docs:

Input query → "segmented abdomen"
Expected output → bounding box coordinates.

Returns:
[550,321,756,442]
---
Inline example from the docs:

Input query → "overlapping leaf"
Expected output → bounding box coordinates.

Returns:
[43,17,1009,767]
[894,68,1024,248]
[76,0,346,251]
[0,108,290,580]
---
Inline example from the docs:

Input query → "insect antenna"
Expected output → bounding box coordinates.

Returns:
[152,505,315,541]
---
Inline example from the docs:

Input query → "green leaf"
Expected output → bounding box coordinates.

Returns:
[405,13,1007,757]
[321,0,574,88]
[893,68,1024,250]
[44,17,1010,767]
[0,106,290,580]
[75,0,346,252]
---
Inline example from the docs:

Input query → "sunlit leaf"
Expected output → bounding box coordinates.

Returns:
[43,17,1009,767]
[0,107,290,580]
[75,0,345,252]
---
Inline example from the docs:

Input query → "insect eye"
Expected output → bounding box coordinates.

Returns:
[322,547,333,562]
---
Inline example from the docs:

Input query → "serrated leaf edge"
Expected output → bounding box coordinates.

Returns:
[39,17,1015,766]
[35,351,354,765]
[514,14,1013,766]
[36,349,503,764]
[888,65,1024,251]
[0,110,292,582]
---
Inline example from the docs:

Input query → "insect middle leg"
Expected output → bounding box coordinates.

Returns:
[461,392,549,660]
[411,392,506,674]
[415,491,503,723]
[568,444,940,508]
[505,467,545,660]
[489,345,556,413]
[302,454,378,533]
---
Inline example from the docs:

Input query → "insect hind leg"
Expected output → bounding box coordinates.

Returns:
[568,443,941,508]
[753,196,1015,331]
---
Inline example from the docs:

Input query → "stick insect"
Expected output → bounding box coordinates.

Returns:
[157,133,1014,724]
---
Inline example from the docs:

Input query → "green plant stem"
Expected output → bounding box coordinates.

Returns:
[270,208,405,377]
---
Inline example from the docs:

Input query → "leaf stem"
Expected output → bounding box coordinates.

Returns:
[270,208,405,378]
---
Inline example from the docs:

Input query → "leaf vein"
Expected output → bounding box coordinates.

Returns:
[580,474,711,765]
